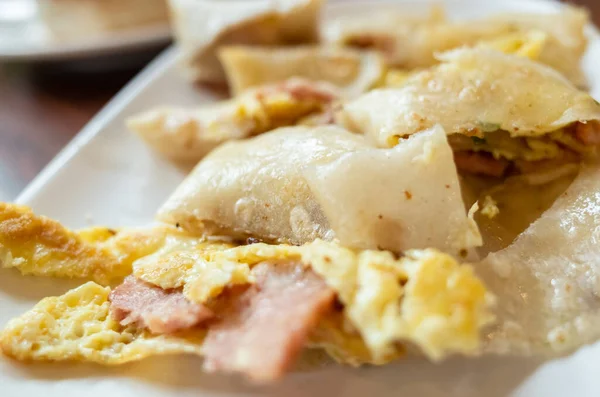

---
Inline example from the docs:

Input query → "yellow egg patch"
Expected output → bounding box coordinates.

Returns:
[0,282,205,364]
[0,203,208,285]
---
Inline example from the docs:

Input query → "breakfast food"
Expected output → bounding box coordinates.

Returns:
[3,0,600,388]
[128,78,340,164]
[38,0,169,40]
[157,125,481,257]
[325,4,588,86]
[0,203,492,381]
[219,46,386,97]
[169,0,323,83]
[341,48,600,178]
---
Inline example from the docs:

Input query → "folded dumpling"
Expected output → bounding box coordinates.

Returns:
[323,5,446,67]
[219,46,386,97]
[478,164,600,356]
[325,5,588,85]
[127,78,339,164]
[341,48,600,178]
[169,0,322,83]
[158,125,481,257]
[483,7,589,87]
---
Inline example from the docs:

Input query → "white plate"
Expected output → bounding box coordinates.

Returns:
[0,0,170,61]
[4,1,600,396]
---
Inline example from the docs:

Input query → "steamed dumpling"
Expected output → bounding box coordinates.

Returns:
[127,78,339,164]
[169,0,322,83]
[325,5,588,85]
[158,125,481,256]
[158,125,363,244]
[341,48,600,177]
[219,46,386,97]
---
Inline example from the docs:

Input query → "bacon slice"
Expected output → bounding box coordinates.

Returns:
[202,261,335,383]
[255,78,339,103]
[574,120,600,146]
[109,276,213,334]
[345,34,396,55]
[454,151,510,177]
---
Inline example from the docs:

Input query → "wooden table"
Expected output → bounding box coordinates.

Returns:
[0,50,164,201]
[0,0,598,202]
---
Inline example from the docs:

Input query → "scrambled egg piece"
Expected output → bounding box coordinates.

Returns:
[382,68,419,88]
[478,30,547,60]
[305,241,494,361]
[241,89,331,134]
[0,203,127,285]
[447,130,565,163]
[134,243,298,304]
[480,196,500,219]
[0,205,493,366]
[310,313,404,366]
[0,203,206,285]
[133,240,238,303]
[134,240,494,362]
[0,282,205,363]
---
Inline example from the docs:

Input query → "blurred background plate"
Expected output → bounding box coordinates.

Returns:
[0,0,171,62]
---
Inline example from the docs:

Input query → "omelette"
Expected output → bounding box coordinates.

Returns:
[0,203,493,382]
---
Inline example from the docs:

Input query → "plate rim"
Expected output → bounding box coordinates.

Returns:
[0,24,172,62]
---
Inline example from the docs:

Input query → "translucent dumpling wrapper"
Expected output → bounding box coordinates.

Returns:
[323,5,446,68]
[303,125,481,256]
[158,125,359,244]
[169,0,322,83]
[477,164,600,355]
[470,165,579,255]
[157,125,481,257]
[219,46,386,97]
[325,5,588,86]
[340,48,600,177]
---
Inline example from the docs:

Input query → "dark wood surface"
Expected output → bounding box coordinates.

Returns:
[0,51,164,201]
[0,1,598,201]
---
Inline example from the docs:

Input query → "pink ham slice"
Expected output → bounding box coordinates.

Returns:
[574,120,600,146]
[202,261,335,383]
[109,275,214,334]
[454,151,510,177]
[255,78,339,104]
